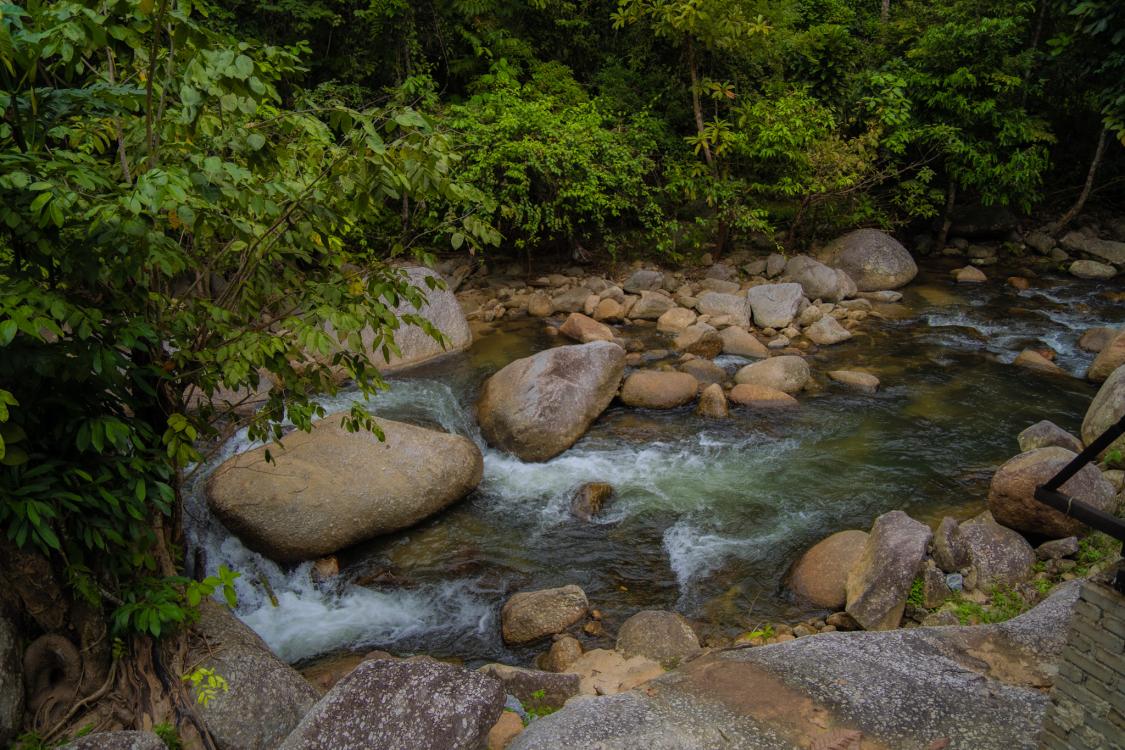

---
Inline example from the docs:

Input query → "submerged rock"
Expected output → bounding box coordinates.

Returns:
[846,511,932,631]
[615,610,701,668]
[787,529,869,610]
[1013,349,1064,374]
[570,482,614,522]
[477,341,625,462]
[827,370,879,393]
[189,601,320,750]
[207,414,483,562]
[279,658,504,750]
[502,586,589,645]
[821,229,918,291]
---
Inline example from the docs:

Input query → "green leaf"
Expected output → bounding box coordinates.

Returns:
[0,320,16,346]
[247,133,266,151]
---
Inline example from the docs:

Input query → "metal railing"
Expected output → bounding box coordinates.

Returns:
[1034,413,1125,593]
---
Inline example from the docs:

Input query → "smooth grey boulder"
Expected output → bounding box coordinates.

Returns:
[1060,232,1125,266]
[207,414,483,562]
[346,266,472,372]
[988,447,1117,537]
[846,511,932,630]
[821,229,917,291]
[805,316,852,346]
[188,602,320,750]
[279,658,505,750]
[746,283,804,328]
[959,515,1035,589]
[783,255,854,302]
[477,341,626,462]
[615,610,701,668]
[552,286,593,313]
[696,292,751,328]
[0,616,22,748]
[630,290,676,320]
[510,584,1081,750]
[1082,364,1125,462]
[1017,420,1083,453]
[62,732,166,750]
[623,269,664,293]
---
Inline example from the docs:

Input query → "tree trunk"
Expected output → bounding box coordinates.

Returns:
[687,40,714,171]
[881,0,890,23]
[935,180,957,249]
[1051,127,1108,236]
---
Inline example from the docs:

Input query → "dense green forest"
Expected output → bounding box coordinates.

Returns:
[0,0,1122,744]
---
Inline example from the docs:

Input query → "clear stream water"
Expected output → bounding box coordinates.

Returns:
[183,264,1122,667]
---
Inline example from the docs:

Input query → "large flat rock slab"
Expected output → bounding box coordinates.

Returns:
[511,583,1080,750]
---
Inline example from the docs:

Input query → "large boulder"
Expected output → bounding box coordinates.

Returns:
[719,326,768,358]
[1087,330,1125,382]
[733,356,810,394]
[477,341,626,462]
[208,415,483,562]
[746,283,805,328]
[350,266,472,372]
[188,602,320,750]
[845,511,932,630]
[559,313,614,343]
[1083,364,1125,463]
[0,616,21,748]
[783,255,854,302]
[279,658,505,750]
[821,229,917,291]
[620,371,698,409]
[615,610,701,668]
[787,530,869,610]
[510,585,1082,750]
[501,586,588,645]
[63,733,166,750]
[959,516,1035,589]
[552,287,593,313]
[988,447,1117,538]
[696,292,751,328]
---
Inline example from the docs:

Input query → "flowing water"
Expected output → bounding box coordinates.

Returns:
[183,264,1121,667]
